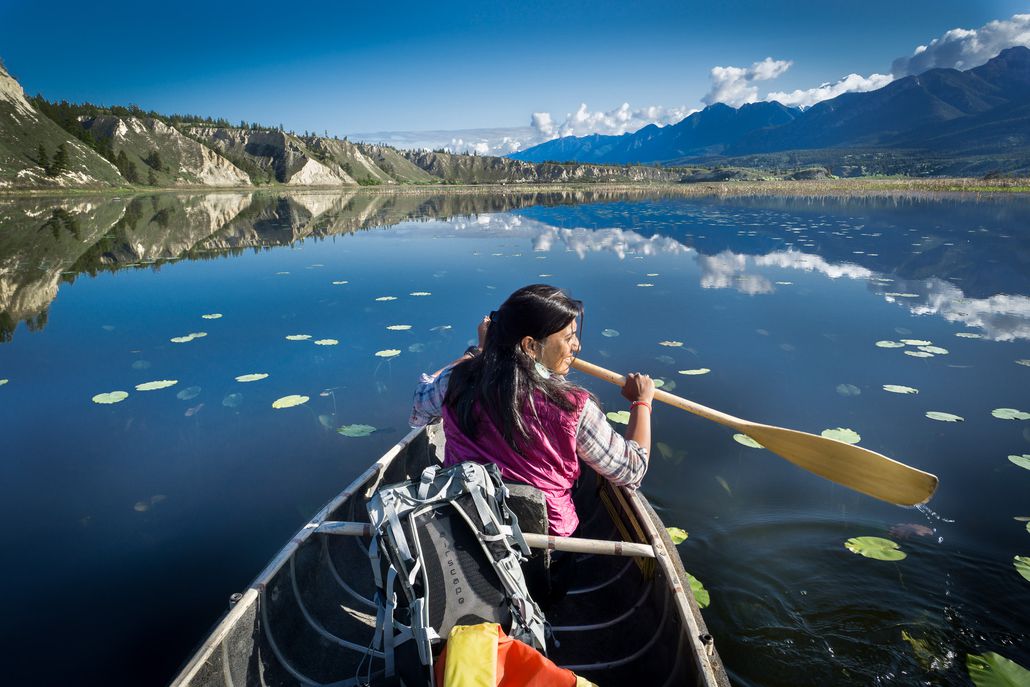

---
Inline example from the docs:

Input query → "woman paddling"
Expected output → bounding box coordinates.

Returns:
[409,284,655,538]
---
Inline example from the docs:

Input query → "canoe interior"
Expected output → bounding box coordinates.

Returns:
[172,424,729,687]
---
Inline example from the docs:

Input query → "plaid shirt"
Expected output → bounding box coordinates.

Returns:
[410,364,648,489]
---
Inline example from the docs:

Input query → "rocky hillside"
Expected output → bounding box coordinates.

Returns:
[0,63,124,189]
[399,149,685,183]
[82,117,251,187]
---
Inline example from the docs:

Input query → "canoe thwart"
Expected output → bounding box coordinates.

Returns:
[314,520,656,558]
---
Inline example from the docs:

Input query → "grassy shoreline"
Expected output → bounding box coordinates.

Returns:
[2,177,1029,199]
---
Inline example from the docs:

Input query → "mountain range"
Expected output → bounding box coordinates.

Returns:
[0,62,690,191]
[511,47,1030,174]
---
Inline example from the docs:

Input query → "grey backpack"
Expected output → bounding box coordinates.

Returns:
[365,461,547,683]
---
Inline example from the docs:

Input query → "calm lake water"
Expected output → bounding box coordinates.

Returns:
[1,189,1028,686]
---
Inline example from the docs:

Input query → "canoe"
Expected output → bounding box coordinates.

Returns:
[170,422,730,686]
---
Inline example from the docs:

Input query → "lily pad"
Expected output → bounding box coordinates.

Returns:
[901,630,938,672]
[844,536,906,561]
[92,391,129,405]
[601,328,620,338]
[658,340,683,347]
[1009,455,1030,470]
[875,341,905,348]
[409,291,431,296]
[272,395,309,409]
[375,296,398,301]
[0,378,8,386]
[386,325,412,331]
[314,339,339,346]
[836,383,861,397]
[901,339,932,346]
[733,433,764,448]
[656,355,676,365]
[926,411,964,422]
[653,379,665,389]
[408,343,426,353]
[685,572,709,608]
[337,424,377,437]
[201,313,222,320]
[222,393,243,408]
[135,380,177,391]
[905,351,934,358]
[883,384,919,394]
[375,349,401,358]
[606,410,631,425]
[678,368,710,375]
[666,527,688,544]
[1015,556,1030,583]
[637,283,654,287]
[919,345,949,355]
[1016,360,1030,367]
[331,280,349,285]
[131,360,151,370]
[176,386,202,400]
[821,427,861,444]
[235,373,268,383]
[170,332,207,343]
[285,334,311,341]
[967,651,1030,687]
[992,408,1030,421]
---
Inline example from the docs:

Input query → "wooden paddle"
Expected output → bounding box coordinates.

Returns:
[571,358,939,506]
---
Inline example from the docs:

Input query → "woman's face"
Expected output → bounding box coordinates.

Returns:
[537,319,580,375]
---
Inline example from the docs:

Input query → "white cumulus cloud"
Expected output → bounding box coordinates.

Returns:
[891,13,1030,76]
[702,57,793,107]
[530,102,697,141]
[766,72,895,108]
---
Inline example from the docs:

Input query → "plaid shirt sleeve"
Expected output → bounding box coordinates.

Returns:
[409,365,455,428]
[575,399,649,489]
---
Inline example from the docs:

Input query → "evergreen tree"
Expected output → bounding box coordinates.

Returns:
[115,150,139,183]
[37,144,50,174]
[51,143,69,176]
[147,168,158,186]
[144,149,162,170]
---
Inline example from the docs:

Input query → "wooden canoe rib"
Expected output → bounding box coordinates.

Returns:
[170,423,730,687]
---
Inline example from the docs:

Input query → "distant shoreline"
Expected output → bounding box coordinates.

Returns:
[2,177,1029,199]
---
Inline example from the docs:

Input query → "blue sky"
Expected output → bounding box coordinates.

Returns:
[1,0,1026,146]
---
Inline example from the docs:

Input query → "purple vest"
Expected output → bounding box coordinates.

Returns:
[442,388,589,536]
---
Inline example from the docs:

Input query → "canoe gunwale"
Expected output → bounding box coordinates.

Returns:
[170,425,425,687]
[622,487,730,687]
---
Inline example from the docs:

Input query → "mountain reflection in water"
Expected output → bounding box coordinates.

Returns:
[2,190,1027,343]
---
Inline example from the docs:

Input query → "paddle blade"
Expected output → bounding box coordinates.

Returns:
[743,423,938,506]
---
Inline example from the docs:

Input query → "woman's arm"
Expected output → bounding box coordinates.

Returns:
[575,373,656,488]
[409,316,490,428]
[621,372,655,455]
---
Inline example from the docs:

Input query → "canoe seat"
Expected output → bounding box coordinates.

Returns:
[503,481,549,535]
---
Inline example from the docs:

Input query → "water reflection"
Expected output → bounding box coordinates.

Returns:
[2,191,1029,344]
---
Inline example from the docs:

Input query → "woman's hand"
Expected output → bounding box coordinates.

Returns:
[620,372,655,404]
[477,315,490,348]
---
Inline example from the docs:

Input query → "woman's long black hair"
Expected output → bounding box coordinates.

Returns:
[444,284,586,454]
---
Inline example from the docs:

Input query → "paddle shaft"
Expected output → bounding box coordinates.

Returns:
[571,358,743,430]
[570,357,939,506]
[314,521,655,558]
